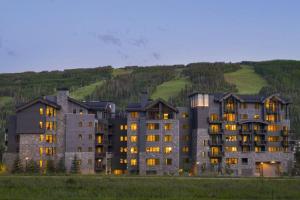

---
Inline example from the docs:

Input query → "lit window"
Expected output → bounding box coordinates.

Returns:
[146,147,160,153]
[182,112,189,118]
[226,158,238,165]
[164,135,172,142]
[39,121,43,129]
[130,147,138,154]
[39,160,43,168]
[165,158,172,165]
[210,158,219,164]
[124,125,128,130]
[164,123,172,131]
[130,123,137,131]
[120,136,124,142]
[267,125,280,132]
[146,135,159,142]
[130,135,137,142]
[147,123,159,130]
[225,146,237,152]
[184,135,189,141]
[130,159,137,166]
[255,147,262,152]
[268,147,282,152]
[225,124,237,131]
[225,135,237,142]
[268,136,280,142]
[40,135,44,142]
[242,114,248,120]
[45,135,53,143]
[146,158,159,166]
[210,114,219,121]
[210,125,220,133]
[39,147,43,155]
[46,121,53,130]
[97,135,102,144]
[46,106,54,117]
[96,147,103,153]
[254,114,260,120]
[224,114,236,121]
[120,147,127,153]
[164,147,172,154]
[266,115,276,122]
[130,112,138,118]
[39,108,44,115]
[120,125,124,130]
[182,146,189,153]
[163,113,169,119]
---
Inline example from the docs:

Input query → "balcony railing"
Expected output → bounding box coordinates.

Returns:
[239,140,252,146]
[207,117,222,124]
[239,130,252,135]
[208,129,222,135]
[208,140,224,146]
[253,130,267,135]
[208,151,224,157]
[254,140,267,146]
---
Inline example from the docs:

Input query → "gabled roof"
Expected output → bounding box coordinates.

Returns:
[67,97,89,109]
[83,101,112,111]
[144,98,178,112]
[262,94,289,104]
[16,97,61,112]
[216,92,243,102]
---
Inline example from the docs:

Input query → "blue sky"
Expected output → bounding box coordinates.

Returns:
[0,0,300,73]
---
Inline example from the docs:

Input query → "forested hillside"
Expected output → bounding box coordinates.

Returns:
[0,60,300,159]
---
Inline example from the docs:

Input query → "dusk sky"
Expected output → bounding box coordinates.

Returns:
[0,0,300,73]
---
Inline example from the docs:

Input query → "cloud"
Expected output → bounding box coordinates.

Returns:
[152,52,161,60]
[98,34,122,47]
[130,38,147,48]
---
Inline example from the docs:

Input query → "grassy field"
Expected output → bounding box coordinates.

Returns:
[0,176,299,200]
[224,65,268,94]
[151,78,190,101]
[70,81,104,100]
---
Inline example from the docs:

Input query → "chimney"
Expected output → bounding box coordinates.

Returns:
[140,91,149,108]
[56,87,69,112]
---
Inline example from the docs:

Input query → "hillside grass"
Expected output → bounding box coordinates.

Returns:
[70,81,104,100]
[0,96,13,107]
[112,68,133,77]
[224,65,268,94]
[0,176,299,200]
[151,77,190,101]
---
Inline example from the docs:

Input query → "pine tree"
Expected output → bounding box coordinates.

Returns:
[71,155,81,174]
[57,157,66,174]
[11,156,23,174]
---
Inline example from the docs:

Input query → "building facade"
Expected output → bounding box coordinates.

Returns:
[3,90,294,176]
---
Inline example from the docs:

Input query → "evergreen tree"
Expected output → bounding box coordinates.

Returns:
[57,157,66,174]
[11,156,23,174]
[71,154,81,174]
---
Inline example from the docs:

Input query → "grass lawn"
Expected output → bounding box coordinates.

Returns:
[0,176,299,200]
[0,96,13,107]
[151,78,190,101]
[70,81,104,100]
[224,65,268,94]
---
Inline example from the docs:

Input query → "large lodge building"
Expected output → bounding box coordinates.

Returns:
[3,88,294,176]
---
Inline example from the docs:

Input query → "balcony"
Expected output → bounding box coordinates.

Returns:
[208,129,222,135]
[208,140,224,146]
[208,151,224,157]
[207,117,222,124]
[239,130,252,135]
[240,140,252,146]
[254,140,267,146]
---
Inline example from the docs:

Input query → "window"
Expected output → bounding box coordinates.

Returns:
[96,147,103,153]
[267,125,280,132]
[146,135,159,142]
[163,113,169,119]
[120,136,125,142]
[242,114,248,120]
[39,147,43,155]
[255,147,262,152]
[120,147,127,153]
[130,112,138,118]
[240,103,247,109]
[88,147,93,152]
[78,122,83,127]
[184,158,190,163]
[224,114,236,121]
[78,134,82,140]
[266,115,276,122]
[210,158,219,164]
[39,108,44,115]
[225,124,237,131]
[46,106,54,117]
[242,146,250,153]
[39,160,43,168]
[120,125,124,130]
[39,121,43,129]
[130,123,137,131]
[255,103,260,109]
[201,151,206,158]
[130,135,137,142]
[254,114,260,120]
[225,146,237,152]
[124,125,128,130]
[147,123,159,130]
[165,158,172,165]
[190,94,209,107]
[164,147,172,154]
[242,158,248,164]
[130,147,138,154]
[210,114,219,121]
[225,135,237,142]
[146,158,159,166]
[182,146,189,153]
[268,147,282,152]
[210,125,220,133]
[77,147,82,152]
[268,136,280,142]
[40,135,44,142]
[182,112,189,118]
[89,134,93,140]
[130,159,137,166]
[88,122,93,127]
[73,109,76,114]
[184,135,189,142]
[164,123,172,131]
[182,124,189,129]
[146,147,160,153]
[97,135,102,144]
[45,135,53,143]
[226,158,238,165]
[164,135,172,142]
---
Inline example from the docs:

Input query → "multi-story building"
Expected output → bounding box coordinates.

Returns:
[3,90,294,177]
